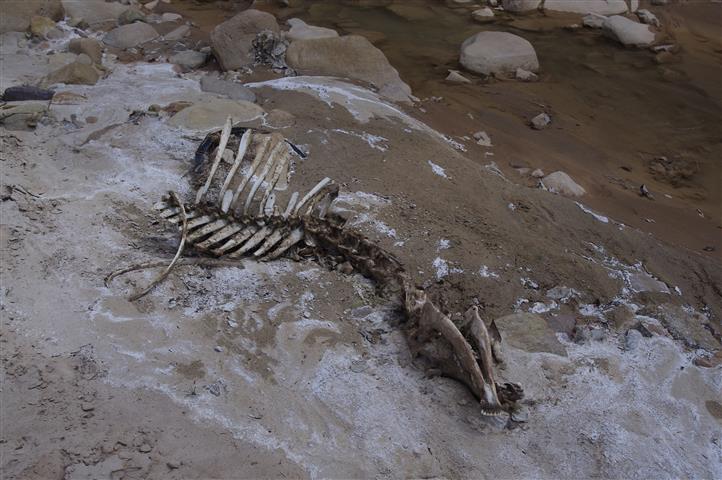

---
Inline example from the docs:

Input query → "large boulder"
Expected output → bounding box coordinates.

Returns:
[61,0,128,26]
[542,171,586,197]
[103,22,159,49]
[602,15,655,47]
[285,35,413,103]
[285,18,338,42]
[210,9,280,71]
[501,0,541,13]
[168,98,264,131]
[543,0,627,15]
[460,31,539,76]
[0,0,63,33]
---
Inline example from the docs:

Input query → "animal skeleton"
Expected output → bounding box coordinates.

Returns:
[110,117,523,417]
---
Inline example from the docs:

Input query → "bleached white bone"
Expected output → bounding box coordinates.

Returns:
[185,215,214,231]
[293,177,331,216]
[160,207,180,218]
[253,227,286,257]
[263,227,304,261]
[187,219,229,243]
[243,137,286,216]
[228,134,271,212]
[283,192,299,219]
[218,129,252,209]
[167,210,200,224]
[196,223,244,250]
[195,116,233,205]
[259,148,289,217]
[212,225,258,255]
[229,225,272,257]
[264,194,276,217]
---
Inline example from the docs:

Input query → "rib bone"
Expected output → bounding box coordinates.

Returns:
[195,116,232,205]
[218,129,252,208]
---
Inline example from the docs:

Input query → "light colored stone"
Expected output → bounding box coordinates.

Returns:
[636,9,659,27]
[200,75,256,102]
[445,69,471,83]
[0,0,63,34]
[473,130,492,147]
[630,0,639,11]
[163,24,190,41]
[161,12,182,22]
[583,13,607,29]
[501,0,541,12]
[48,52,78,69]
[515,67,538,82]
[386,4,435,21]
[210,9,280,71]
[42,61,100,87]
[625,329,643,351]
[103,22,158,49]
[471,7,495,22]
[544,0,627,15]
[118,8,146,25]
[602,15,655,47]
[29,15,56,38]
[61,0,129,25]
[68,38,103,65]
[285,18,338,42]
[530,112,550,129]
[460,31,539,76]
[169,50,207,70]
[168,98,264,131]
[285,35,413,103]
[531,168,544,178]
[0,101,48,130]
[494,312,567,356]
[542,171,586,197]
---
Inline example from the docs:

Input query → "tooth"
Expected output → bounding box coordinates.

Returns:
[228,225,272,258]
[196,223,244,250]
[195,116,233,205]
[228,134,272,212]
[293,177,331,216]
[243,137,286,216]
[262,227,303,261]
[218,129,252,209]
[187,219,229,243]
[212,225,258,255]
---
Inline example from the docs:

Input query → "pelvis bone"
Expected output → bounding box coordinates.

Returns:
[116,117,522,417]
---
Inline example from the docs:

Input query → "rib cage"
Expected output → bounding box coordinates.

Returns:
[142,117,522,417]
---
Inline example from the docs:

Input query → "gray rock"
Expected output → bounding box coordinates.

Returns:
[511,406,530,422]
[530,112,550,129]
[61,0,129,26]
[494,312,567,356]
[542,171,586,197]
[0,101,48,130]
[473,130,492,147]
[169,50,207,71]
[168,98,265,131]
[68,38,103,65]
[286,35,413,103]
[460,31,539,76]
[163,25,190,41]
[103,22,158,49]
[602,15,655,47]
[200,75,256,102]
[161,12,182,22]
[544,0,627,15]
[0,0,63,34]
[210,9,280,71]
[636,9,660,27]
[515,67,538,82]
[42,61,100,87]
[590,327,606,341]
[531,168,544,178]
[445,69,471,83]
[625,329,643,351]
[29,15,57,38]
[583,13,607,29]
[285,18,338,42]
[118,8,146,25]
[2,85,54,102]
[471,7,495,22]
[501,0,541,12]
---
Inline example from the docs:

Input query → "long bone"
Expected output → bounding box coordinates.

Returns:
[218,129,252,208]
[464,306,503,414]
[187,218,229,243]
[253,225,288,257]
[258,148,290,217]
[195,223,244,250]
[228,225,273,258]
[293,177,332,216]
[243,138,286,216]
[262,227,304,261]
[211,225,258,255]
[226,134,272,213]
[282,192,299,219]
[195,116,233,205]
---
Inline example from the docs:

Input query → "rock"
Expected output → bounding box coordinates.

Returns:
[200,75,256,102]
[655,304,720,351]
[602,15,655,47]
[2,85,54,101]
[582,13,607,29]
[495,313,567,356]
[692,351,722,368]
[48,52,79,69]
[544,0,627,15]
[66,17,88,29]
[285,35,413,103]
[76,53,92,65]
[161,12,182,22]
[0,101,48,130]
[630,0,639,11]
[651,0,667,5]
[0,0,63,34]
[511,406,529,422]
[542,171,586,197]
[168,98,265,131]
[590,327,606,341]
[460,31,539,76]
[501,0,541,13]
[29,15,57,38]
[531,168,544,178]
[515,67,538,82]
[625,329,643,351]
[608,304,635,330]
[169,50,207,71]
[138,443,152,453]
[163,24,190,41]
[61,0,129,26]
[42,61,100,86]
[285,18,338,42]
[386,4,435,21]
[68,38,103,65]
[628,272,669,294]
[144,0,158,10]
[118,8,147,25]
[103,22,159,49]
[471,7,495,22]
[445,69,471,83]
[265,109,295,128]
[636,9,660,27]
[530,112,550,129]
[210,9,280,71]
[473,130,492,147]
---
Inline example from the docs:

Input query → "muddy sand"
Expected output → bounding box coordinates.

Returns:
[1,1,721,479]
